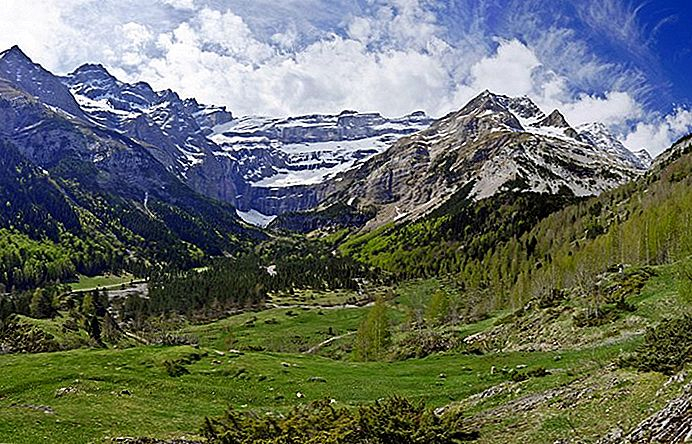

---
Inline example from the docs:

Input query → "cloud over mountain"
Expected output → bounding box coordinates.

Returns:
[0,0,690,155]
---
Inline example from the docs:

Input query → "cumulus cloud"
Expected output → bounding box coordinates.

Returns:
[622,108,692,156]
[0,0,688,155]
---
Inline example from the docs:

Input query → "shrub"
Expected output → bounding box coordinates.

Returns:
[510,366,550,382]
[0,319,60,354]
[163,359,190,377]
[202,397,479,444]
[391,330,460,360]
[626,316,692,375]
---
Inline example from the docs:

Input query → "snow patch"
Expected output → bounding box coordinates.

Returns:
[236,209,277,228]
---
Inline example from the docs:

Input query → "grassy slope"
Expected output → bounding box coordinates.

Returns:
[0,343,616,443]
[0,268,689,443]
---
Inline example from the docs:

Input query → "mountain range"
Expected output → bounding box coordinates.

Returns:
[0,44,653,248]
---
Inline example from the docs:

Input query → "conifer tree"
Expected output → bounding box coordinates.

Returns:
[29,288,54,319]
[426,291,450,327]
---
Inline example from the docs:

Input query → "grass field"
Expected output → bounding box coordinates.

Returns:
[0,340,630,443]
[0,268,688,443]
[69,274,137,292]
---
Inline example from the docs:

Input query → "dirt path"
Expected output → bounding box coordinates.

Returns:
[267,302,374,311]
[305,331,357,354]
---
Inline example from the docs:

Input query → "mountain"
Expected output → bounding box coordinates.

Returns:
[0,46,88,121]
[308,91,649,228]
[0,46,260,288]
[209,110,433,218]
[0,46,652,238]
[61,61,434,220]
[62,63,233,176]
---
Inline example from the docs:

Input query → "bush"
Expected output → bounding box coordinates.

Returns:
[202,396,479,444]
[153,333,199,347]
[627,316,692,375]
[510,366,550,382]
[573,307,619,327]
[391,330,460,360]
[0,319,61,354]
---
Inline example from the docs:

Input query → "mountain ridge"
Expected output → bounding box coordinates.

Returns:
[308,90,649,228]
[0,46,652,232]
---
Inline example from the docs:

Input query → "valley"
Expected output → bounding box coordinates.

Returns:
[0,267,689,443]
[1,38,692,444]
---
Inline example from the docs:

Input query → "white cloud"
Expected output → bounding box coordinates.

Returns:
[468,39,541,98]
[558,91,642,127]
[159,0,196,10]
[0,0,689,156]
[622,108,692,156]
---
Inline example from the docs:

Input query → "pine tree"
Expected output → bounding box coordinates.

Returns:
[426,291,450,327]
[102,312,121,343]
[88,315,102,343]
[29,288,54,319]
[81,292,96,317]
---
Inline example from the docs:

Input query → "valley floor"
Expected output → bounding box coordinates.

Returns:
[0,271,689,443]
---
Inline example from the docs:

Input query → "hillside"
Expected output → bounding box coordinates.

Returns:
[313,91,648,228]
[337,134,692,314]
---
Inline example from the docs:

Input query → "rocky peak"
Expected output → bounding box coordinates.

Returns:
[499,95,546,123]
[536,109,570,128]
[459,90,511,116]
[69,63,116,82]
[0,45,88,120]
[635,149,653,168]
[0,45,32,64]
[533,109,579,139]
[577,122,648,170]
[64,64,159,111]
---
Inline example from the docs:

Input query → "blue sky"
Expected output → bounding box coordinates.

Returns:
[1,0,691,155]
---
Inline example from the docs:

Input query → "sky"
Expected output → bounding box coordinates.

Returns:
[1,0,691,156]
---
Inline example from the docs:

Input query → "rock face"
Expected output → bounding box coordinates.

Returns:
[208,111,433,214]
[598,383,692,443]
[316,91,649,227]
[0,46,88,120]
[61,60,433,216]
[61,63,243,205]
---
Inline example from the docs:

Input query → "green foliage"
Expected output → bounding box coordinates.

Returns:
[29,288,54,319]
[163,359,191,377]
[202,397,478,444]
[81,292,96,317]
[391,329,460,360]
[140,240,382,321]
[676,259,692,308]
[628,315,692,375]
[341,190,577,282]
[341,148,692,316]
[510,366,550,382]
[354,296,391,361]
[0,319,60,353]
[426,291,451,326]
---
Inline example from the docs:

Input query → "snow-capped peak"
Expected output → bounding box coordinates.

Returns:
[576,122,648,170]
